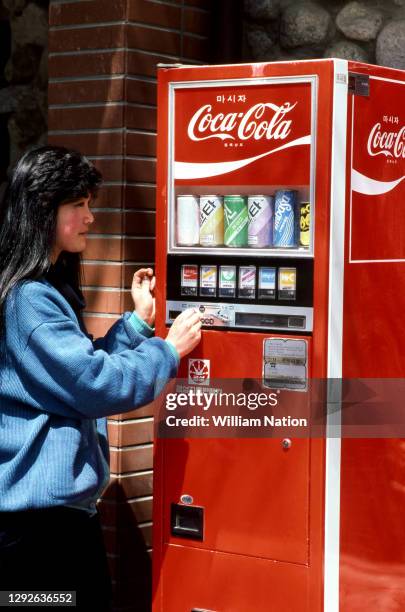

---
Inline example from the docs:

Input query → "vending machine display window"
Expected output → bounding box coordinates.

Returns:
[167,77,317,259]
[172,189,312,256]
[164,75,316,333]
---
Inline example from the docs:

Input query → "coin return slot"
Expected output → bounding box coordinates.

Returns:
[235,313,290,328]
[288,316,305,329]
[171,504,204,541]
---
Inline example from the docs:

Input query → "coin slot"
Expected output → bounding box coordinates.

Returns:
[169,310,182,320]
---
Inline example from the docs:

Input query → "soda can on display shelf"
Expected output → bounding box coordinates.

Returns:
[273,190,297,248]
[176,195,200,246]
[224,195,248,248]
[300,202,310,248]
[199,195,224,247]
[248,195,273,248]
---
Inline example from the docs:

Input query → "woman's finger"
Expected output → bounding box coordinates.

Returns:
[133,268,153,289]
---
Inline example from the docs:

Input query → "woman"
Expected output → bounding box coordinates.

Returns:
[0,146,201,610]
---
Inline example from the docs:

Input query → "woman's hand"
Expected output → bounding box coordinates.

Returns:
[131,268,155,327]
[166,308,202,358]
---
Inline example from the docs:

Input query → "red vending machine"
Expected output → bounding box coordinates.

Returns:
[152,59,405,612]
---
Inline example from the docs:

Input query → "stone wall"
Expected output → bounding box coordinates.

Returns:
[244,0,405,69]
[0,0,48,167]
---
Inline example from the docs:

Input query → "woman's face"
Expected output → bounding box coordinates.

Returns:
[52,195,94,262]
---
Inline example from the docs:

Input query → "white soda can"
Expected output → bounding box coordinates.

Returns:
[176,195,199,246]
[200,195,224,247]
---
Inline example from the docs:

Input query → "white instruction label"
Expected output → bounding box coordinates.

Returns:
[263,338,307,390]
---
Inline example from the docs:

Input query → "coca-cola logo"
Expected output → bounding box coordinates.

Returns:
[187,101,297,142]
[367,122,405,159]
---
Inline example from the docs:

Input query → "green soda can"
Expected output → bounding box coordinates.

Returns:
[224,195,248,247]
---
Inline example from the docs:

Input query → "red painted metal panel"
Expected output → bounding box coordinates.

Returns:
[159,545,310,612]
[163,437,310,564]
[341,61,405,612]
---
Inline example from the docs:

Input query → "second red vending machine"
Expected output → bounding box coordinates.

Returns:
[153,59,405,612]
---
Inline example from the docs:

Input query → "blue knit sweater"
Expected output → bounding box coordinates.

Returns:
[0,279,179,512]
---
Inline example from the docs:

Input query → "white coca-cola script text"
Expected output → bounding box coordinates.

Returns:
[367,122,405,158]
[187,102,297,142]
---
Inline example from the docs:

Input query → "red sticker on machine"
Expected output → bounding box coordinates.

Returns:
[188,359,210,386]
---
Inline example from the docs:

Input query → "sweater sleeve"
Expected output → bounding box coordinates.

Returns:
[19,316,178,419]
[91,311,154,353]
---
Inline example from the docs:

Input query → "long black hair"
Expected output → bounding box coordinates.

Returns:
[0,145,102,337]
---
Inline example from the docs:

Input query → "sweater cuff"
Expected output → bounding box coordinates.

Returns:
[165,339,180,365]
[128,311,154,338]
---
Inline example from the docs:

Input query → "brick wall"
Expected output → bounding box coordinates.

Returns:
[47,1,212,610]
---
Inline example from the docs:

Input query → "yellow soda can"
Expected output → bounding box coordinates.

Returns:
[300,202,310,248]
[199,195,224,247]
